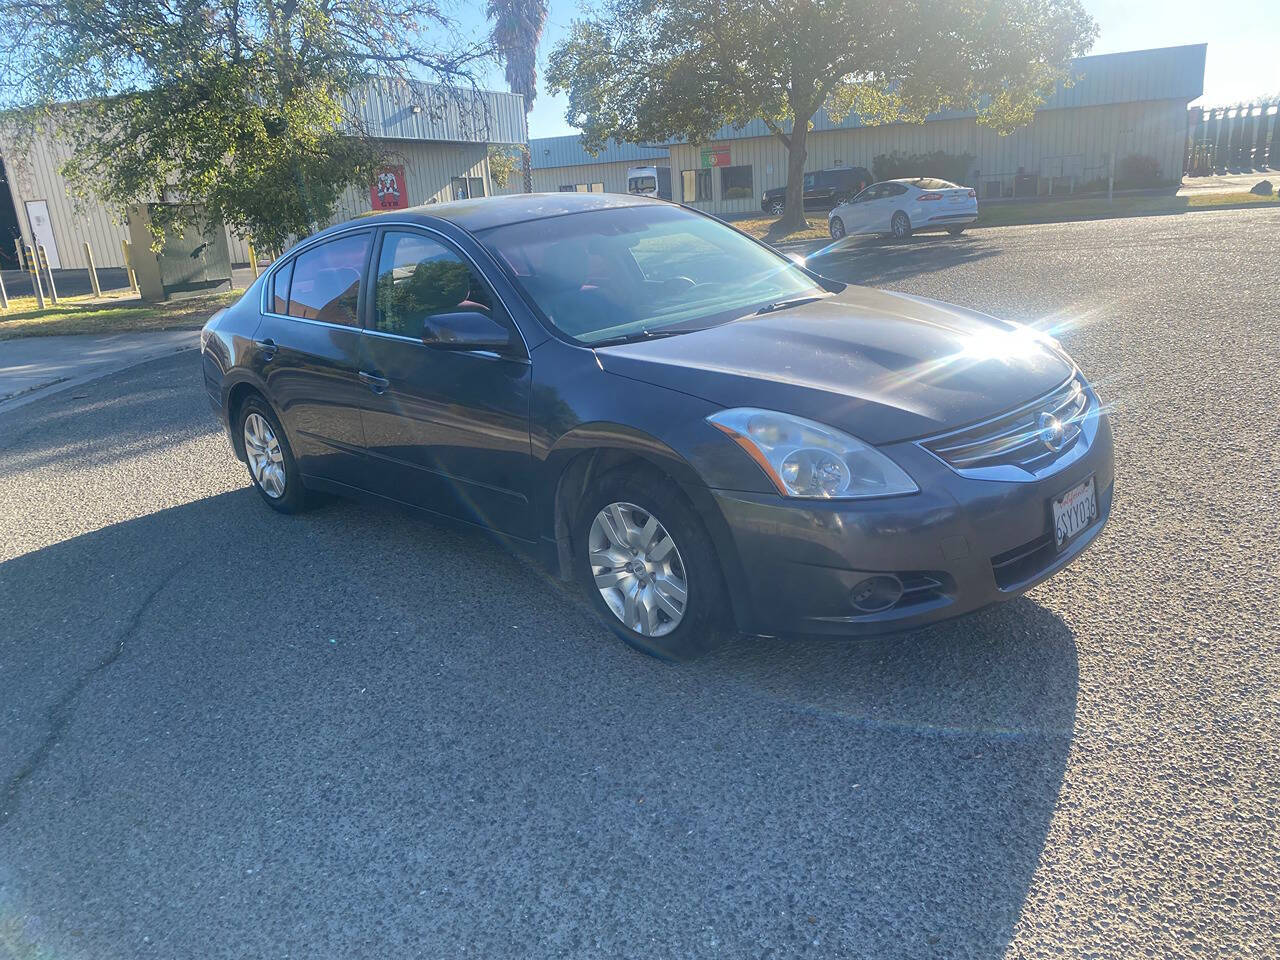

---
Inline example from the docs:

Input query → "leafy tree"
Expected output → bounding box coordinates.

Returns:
[488,144,522,189]
[0,0,523,252]
[548,0,1098,230]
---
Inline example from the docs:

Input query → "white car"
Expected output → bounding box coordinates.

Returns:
[828,178,978,240]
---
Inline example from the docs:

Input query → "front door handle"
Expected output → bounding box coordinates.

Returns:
[359,370,389,394]
[255,337,277,361]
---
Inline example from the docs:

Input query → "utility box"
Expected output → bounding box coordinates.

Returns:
[126,204,233,301]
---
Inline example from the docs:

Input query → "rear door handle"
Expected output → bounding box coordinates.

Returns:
[255,337,277,361]
[359,370,389,394]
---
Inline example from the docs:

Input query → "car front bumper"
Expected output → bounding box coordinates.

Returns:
[709,411,1115,638]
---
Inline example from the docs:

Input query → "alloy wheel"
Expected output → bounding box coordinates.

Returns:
[589,501,688,637]
[892,212,910,238]
[830,217,845,239]
[243,412,286,499]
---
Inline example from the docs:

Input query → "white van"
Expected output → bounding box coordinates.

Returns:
[627,166,673,200]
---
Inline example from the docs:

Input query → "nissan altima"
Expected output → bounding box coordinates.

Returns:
[201,192,1112,660]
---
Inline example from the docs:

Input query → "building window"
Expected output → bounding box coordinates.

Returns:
[681,169,712,203]
[590,182,604,193]
[720,165,753,200]
[451,176,485,200]
[558,182,606,193]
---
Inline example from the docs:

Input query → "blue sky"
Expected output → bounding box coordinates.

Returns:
[458,0,1278,138]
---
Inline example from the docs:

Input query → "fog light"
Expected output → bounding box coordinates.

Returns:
[849,575,903,613]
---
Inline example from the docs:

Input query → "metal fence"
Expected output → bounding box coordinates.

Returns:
[1186,104,1279,175]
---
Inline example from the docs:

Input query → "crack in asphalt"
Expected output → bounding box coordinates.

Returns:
[0,561,188,825]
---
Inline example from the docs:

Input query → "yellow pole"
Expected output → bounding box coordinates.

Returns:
[83,240,102,298]
[24,244,46,310]
[120,239,138,293]
[248,242,260,279]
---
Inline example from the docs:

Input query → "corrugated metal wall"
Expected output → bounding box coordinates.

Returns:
[495,158,640,196]
[661,99,1189,215]
[1,134,494,269]
[351,79,527,146]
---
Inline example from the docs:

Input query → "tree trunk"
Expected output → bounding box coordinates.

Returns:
[780,118,809,232]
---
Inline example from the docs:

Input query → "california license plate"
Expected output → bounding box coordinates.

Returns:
[1052,476,1097,550]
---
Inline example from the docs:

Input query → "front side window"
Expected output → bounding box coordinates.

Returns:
[720,165,753,200]
[478,204,822,345]
[286,232,371,326]
[681,169,712,203]
[373,231,495,339]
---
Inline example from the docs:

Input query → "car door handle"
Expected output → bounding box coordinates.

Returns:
[255,337,277,361]
[359,370,389,394]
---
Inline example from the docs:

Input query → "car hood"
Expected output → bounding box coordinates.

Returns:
[594,286,1074,445]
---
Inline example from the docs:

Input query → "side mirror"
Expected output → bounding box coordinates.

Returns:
[421,310,513,353]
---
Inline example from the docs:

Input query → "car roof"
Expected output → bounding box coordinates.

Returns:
[343,191,660,235]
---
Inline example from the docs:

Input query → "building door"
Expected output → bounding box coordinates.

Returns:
[24,200,61,268]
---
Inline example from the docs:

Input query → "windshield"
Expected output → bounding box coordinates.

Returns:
[477,205,823,345]
[628,176,657,193]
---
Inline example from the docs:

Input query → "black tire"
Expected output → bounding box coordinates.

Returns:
[573,468,729,661]
[830,216,846,239]
[891,211,912,240]
[769,198,785,216]
[237,394,310,514]
[947,226,966,236]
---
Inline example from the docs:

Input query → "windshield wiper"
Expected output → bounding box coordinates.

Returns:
[589,328,691,348]
[752,295,828,315]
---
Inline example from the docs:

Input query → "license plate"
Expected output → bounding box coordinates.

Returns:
[1052,476,1097,550]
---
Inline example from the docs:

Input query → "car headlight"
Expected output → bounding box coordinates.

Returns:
[707,408,918,499]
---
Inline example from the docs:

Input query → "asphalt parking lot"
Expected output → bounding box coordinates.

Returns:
[2,208,1277,959]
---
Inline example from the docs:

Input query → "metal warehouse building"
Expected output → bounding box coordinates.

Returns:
[0,80,527,271]
[507,44,1206,216]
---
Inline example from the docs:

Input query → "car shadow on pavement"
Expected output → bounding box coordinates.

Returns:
[0,489,1077,959]
[807,235,1000,288]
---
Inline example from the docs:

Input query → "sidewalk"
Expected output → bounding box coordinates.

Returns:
[0,329,198,413]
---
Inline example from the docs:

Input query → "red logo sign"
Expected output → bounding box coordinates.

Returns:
[371,165,408,210]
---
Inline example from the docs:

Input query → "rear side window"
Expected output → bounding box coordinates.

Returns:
[287,232,371,326]
[372,231,497,338]
[270,260,292,314]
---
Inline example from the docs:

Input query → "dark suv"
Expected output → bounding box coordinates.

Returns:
[761,167,872,215]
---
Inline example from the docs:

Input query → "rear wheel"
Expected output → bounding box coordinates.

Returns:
[891,211,912,240]
[238,395,309,513]
[769,198,785,216]
[574,470,728,661]
[947,226,966,236]
[829,217,846,239]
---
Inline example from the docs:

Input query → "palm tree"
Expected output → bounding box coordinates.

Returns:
[488,0,549,192]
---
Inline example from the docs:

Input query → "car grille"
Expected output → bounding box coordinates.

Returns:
[923,377,1089,473]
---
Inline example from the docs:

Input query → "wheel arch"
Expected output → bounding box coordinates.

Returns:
[223,375,272,461]
[544,424,757,633]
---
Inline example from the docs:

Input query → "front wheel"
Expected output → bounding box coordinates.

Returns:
[768,198,785,216]
[891,211,912,240]
[829,216,846,239]
[574,471,728,661]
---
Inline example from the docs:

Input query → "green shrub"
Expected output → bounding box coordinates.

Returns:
[1116,153,1162,188]
[872,151,976,186]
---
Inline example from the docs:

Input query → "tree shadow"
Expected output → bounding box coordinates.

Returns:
[0,486,1078,958]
